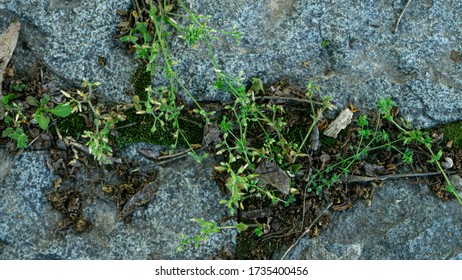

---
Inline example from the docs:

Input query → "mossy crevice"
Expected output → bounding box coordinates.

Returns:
[130,64,152,101]
[441,121,462,149]
[112,108,204,147]
[111,63,204,148]
[56,113,87,139]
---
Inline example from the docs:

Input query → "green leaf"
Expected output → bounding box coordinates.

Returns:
[39,95,50,107]
[2,127,27,148]
[149,4,158,17]
[2,127,13,137]
[12,83,26,92]
[235,222,248,232]
[1,93,15,105]
[119,35,138,43]
[48,104,72,117]
[3,115,13,124]
[428,150,443,163]
[135,22,152,43]
[26,96,39,107]
[250,78,264,95]
[16,131,28,148]
[35,111,50,130]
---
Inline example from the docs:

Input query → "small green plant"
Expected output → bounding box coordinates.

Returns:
[1,92,29,147]
[2,127,28,148]
[112,0,462,252]
[61,80,122,165]
[12,83,26,92]
[376,97,462,204]
[0,93,27,126]
[304,97,461,204]
[26,95,72,130]
[178,218,248,251]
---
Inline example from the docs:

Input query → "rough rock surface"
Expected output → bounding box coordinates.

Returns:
[0,147,234,259]
[1,0,462,260]
[275,179,462,260]
[2,0,461,127]
[0,0,136,102]
[171,0,462,128]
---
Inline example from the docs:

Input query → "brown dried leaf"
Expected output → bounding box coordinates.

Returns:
[121,181,160,219]
[203,123,221,148]
[363,162,385,177]
[0,22,21,95]
[255,159,290,195]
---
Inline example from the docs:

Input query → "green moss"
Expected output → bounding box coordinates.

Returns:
[442,121,462,149]
[130,64,152,101]
[56,113,87,139]
[286,125,306,146]
[319,133,337,147]
[112,108,203,147]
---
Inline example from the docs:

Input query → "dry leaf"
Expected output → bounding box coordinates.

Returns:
[0,21,21,95]
[121,181,160,219]
[203,123,221,148]
[255,159,290,194]
[323,108,353,138]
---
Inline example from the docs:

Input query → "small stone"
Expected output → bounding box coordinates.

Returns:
[449,175,462,191]
[441,157,453,169]
[450,50,461,62]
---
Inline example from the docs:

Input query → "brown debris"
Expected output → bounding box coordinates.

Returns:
[255,159,291,195]
[0,22,21,95]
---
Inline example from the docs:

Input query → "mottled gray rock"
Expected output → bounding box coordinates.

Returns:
[2,0,461,127]
[0,0,135,102]
[0,148,234,259]
[2,0,462,260]
[169,0,462,127]
[276,179,462,260]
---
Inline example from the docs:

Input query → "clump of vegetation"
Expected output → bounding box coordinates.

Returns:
[1,0,461,258]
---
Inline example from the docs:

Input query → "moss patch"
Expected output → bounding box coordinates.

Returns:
[130,64,152,101]
[112,108,204,147]
[56,113,87,139]
[441,121,462,149]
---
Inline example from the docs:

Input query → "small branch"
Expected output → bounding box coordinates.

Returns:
[256,96,338,110]
[27,122,55,148]
[157,144,201,160]
[342,170,456,183]
[394,0,412,33]
[281,202,333,260]
[114,122,137,130]
[139,145,205,167]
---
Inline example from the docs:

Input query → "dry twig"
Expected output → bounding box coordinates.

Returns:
[342,170,456,183]
[394,0,412,33]
[281,202,333,260]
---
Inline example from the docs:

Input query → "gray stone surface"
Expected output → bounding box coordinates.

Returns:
[1,0,462,260]
[2,0,461,127]
[169,0,462,127]
[276,179,462,260]
[0,147,234,259]
[0,0,136,102]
